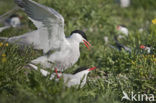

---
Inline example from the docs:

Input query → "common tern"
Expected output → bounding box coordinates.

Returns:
[0,7,21,32]
[116,25,128,36]
[115,0,130,8]
[6,14,21,28]
[0,6,19,24]
[120,0,130,8]
[109,36,131,53]
[0,14,21,32]
[50,67,96,88]
[140,45,153,54]
[0,0,91,71]
[104,36,109,44]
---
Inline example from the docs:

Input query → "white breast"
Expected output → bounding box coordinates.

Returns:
[48,39,80,71]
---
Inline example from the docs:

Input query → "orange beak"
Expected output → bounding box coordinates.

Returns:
[88,67,96,71]
[83,40,91,50]
[140,45,145,49]
[117,25,120,30]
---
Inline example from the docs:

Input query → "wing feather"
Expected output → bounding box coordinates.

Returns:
[15,0,66,53]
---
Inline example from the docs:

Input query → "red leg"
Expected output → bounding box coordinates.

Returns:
[55,68,60,78]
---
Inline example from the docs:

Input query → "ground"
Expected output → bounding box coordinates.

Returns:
[0,0,156,103]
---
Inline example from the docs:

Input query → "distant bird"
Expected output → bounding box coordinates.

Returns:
[0,6,19,24]
[140,45,153,54]
[0,14,21,32]
[138,28,144,33]
[115,0,130,8]
[116,25,128,36]
[104,36,109,44]
[120,0,130,8]
[0,0,91,72]
[50,67,96,88]
[109,36,131,53]
[6,14,21,28]
[0,7,21,32]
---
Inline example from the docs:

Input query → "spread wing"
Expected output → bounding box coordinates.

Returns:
[15,0,66,53]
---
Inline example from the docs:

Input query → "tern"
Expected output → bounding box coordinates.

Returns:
[5,14,21,28]
[120,0,130,8]
[115,0,130,8]
[0,0,91,71]
[116,25,128,36]
[0,7,21,32]
[140,45,153,54]
[0,14,21,32]
[50,67,96,88]
[109,36,131,53]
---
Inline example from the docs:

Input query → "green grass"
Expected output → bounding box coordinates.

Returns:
[0,0,156,103]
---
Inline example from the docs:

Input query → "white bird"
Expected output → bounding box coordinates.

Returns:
[115,0,130,8]
[140,45,152,54]
[116,25,128,36]
[0,0,91,71]
[50,67,96,88]
[109,36,131,53]
[0,7,21,33]
[120,0,130,8]
[0,14,21,32]
[104,36,109,44]
[8,14,21,28]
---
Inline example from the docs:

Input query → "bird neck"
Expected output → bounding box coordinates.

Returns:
[67,36,80,48]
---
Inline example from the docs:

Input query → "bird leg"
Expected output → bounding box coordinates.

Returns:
[55,68,60,78]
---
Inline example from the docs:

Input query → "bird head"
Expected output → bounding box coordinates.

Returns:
[70,30,91,50]
[116,25,121,30]
[140,45,146,49]
[9,14,21,28]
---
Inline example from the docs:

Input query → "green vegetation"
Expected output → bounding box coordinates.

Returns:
[0,0,156,103]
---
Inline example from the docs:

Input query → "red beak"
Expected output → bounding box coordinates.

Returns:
[83,40,91,50]
[117,25,120,30]
[140,45,145,49]
[55,68,60,78]
[88,67,96,71]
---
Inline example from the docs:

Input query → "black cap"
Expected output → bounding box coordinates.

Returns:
[9,14,19,19]
[70,30,87,41]
[73,67,88,74]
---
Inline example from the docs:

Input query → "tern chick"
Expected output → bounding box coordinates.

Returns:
[116,25,128,36]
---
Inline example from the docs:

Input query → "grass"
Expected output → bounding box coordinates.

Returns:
[0,0,156,103]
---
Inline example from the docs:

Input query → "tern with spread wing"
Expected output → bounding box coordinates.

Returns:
[0,0,91,71]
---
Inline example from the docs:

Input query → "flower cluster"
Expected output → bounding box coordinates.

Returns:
[152,19,156,24]
[0,42,8,47]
